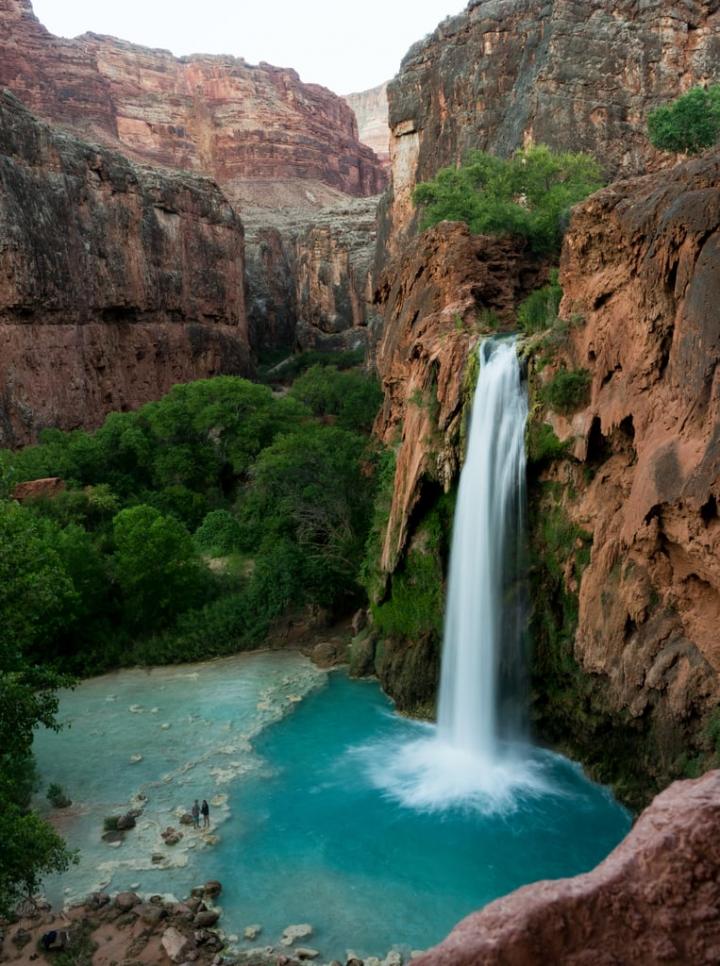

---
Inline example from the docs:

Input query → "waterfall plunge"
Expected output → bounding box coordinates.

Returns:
[364,338,549,813]
[438,337,528,761]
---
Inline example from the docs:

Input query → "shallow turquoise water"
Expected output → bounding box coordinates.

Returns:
[35,657,631,961]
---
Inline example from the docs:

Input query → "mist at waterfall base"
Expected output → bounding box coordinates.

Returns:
[366,338,551,813]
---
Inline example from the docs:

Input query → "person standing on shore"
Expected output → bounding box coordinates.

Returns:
[201,799,210,829]
[191,799,200,829]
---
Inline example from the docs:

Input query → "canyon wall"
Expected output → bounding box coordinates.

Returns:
[344,83,390,166]
[384,0,720,248]
[529,145,720,800]
[0,91,249,446]
[0,0,386,200]
[0,0,388,360]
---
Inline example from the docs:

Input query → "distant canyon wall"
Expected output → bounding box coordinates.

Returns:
[0,0,387,374]
[0,0,386,199]
[344,83,390,166]
[0,91,249,446]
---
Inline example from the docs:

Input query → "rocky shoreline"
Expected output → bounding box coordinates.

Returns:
[0,882,416,966]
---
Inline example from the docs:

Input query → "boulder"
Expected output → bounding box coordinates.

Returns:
[114,892,141,912]
[281,923,313,946]
[180,813,195,826]
[194,910,220,928]
[116,812,136,831]
[138,903,167,926]
[162,926,194,964]
[296,948,320,960]
[162,827,184,846]
[203,880,222,898]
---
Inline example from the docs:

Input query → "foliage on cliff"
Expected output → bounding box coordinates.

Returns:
[413,146,602,254]
[648,85,720,155]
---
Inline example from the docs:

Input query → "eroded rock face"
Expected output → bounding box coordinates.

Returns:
[537,146,720,786]
[344,83,390,166]
[415,770,720,965]
[0,0,386,200]
[374,222,544,573]
[385,0,720,246]
[0,91,249,445]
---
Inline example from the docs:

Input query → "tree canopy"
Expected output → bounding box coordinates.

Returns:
[648,85,720,155]
[412,145,603,254]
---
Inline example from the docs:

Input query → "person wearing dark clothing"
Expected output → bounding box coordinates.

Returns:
[201,799,210,829]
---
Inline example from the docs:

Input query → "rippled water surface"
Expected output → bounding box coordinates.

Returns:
[34,656,631,960]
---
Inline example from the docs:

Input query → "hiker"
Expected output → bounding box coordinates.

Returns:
[201,798,210,829]
[41,930,58,951]
[191,799,200,829]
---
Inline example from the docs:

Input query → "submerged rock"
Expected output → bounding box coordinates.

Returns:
[281,923,313,946]
[244,924,262,941]
[162,827,184,846]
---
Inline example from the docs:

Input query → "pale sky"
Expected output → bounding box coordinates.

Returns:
[32,0,465,95]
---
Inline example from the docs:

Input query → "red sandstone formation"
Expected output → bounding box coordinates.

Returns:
[12,477,64,502]
[0,0,387,203]
[344,83,390,167]
[415,770,720,965]
[385,0,720,246]
[545,145,720,772]
[0,91,249,446]
[373,222,545,573]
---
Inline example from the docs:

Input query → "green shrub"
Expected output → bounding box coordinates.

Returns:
[413,145,603,254]
[518,271,563,334]
[289,364,382,434]
[527,422,570,464]
[103,816,120,832]
[543,369,591,414]
[194,510,243,556]
[46,783,71,809]
[648,85,720,155]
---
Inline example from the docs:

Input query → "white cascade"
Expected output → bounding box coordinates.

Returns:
[437,337,528,761]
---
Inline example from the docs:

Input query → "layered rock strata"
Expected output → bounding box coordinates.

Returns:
[0,0,388,359]
[0,0,386,200]
[531,145,720,793]
[416,770,720,965]
[384,0,720,247]
[344,83,390,166]
[0,91,249,445]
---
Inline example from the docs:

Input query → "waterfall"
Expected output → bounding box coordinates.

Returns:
[437,337,528,762]
[365,337,546,812]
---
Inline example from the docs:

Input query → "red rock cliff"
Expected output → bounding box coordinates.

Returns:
[385,0,720,246]
[529,145,720,793]
[0,0,387,201]
[0,91,249,446]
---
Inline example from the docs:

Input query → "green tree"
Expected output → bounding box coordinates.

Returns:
[289,365,382,434]
[413,145,603,254]
[112,505,203,630]
[648,85,720,155]
[0,501,76,916]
